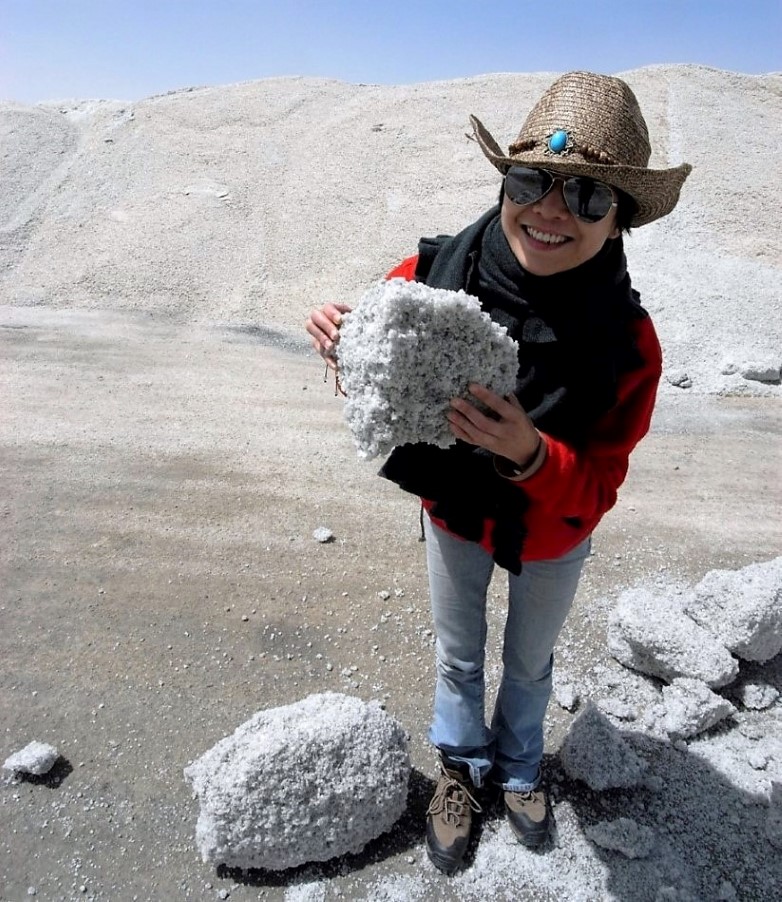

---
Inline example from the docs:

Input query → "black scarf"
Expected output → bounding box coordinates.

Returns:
[379,206,647,574]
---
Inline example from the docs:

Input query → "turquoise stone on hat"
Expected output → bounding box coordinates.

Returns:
[548,129,569,153]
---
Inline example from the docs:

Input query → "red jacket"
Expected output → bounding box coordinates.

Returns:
[386,254,662,562]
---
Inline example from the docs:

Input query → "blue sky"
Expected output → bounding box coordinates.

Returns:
[2,0,779,103]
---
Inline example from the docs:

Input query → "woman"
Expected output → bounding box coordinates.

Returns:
[306,71,690,873]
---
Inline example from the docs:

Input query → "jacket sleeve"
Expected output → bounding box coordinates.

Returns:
[518,317,662,524]
[385,255,420,282]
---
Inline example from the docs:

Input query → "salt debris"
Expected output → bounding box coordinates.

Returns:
[559,702,647,790]
[686,556,782,662]
[336,278,518,459]
[607,587,738,687]
[184,692,410,870]
[3,741,60,776]
[584,816,656,858]
[656,678,736,740]
[766,783,782,849]
[597,697,637,720]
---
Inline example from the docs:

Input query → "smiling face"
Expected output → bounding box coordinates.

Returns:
[500,177,620,277]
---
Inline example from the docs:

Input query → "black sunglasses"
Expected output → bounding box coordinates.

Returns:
[504,165,617,223]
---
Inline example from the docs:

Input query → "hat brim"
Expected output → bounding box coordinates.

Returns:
[470,114,691,227]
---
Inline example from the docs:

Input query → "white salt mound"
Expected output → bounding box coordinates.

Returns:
[685,556,782,662]
[183,692,410,871]
[559,702,647,790]
[607,587,739,688]
[336,278,518,459]
[3,741,60,776]
[585,817,656,859]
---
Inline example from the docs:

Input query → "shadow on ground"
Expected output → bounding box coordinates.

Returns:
[559,715,781,901]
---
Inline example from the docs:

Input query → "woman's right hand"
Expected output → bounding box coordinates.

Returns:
[305,303,352,370]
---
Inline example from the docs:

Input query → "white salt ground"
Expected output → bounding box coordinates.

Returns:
[2,65,781,900]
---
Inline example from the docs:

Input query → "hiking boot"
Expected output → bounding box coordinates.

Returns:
[426,762,482,874]
[504,788,551,848]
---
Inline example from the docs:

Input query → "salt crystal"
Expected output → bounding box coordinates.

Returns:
[3,741,60,776]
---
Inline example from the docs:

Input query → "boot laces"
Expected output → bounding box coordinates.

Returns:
[509,790,536,803]
[427,773,482,826]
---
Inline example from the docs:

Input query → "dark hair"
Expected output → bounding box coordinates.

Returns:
[498,177,637,234]
[614,188,637,234]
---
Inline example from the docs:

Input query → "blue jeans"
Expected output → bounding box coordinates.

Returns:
[424,515,590,792]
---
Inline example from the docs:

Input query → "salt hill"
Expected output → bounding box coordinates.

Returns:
[1,65,780,394]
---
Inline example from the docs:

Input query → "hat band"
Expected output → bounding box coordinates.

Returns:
[508,136,622,166]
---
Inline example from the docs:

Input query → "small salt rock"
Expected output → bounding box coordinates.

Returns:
[554,682,579,712]
[717,881,738,901]
[747,750,768,770]
[660,678,736,740]
[666,370,692,388]
[720,361,738,376]
[312,527,335,544]
[737,719,766,741]
[3,741,60,776]
[378,590,391,600]
[739,360,781,384]
[739,682,779,711]
[597,698,637,721]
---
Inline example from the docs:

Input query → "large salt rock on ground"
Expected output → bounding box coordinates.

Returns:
[336,278,518,459]
[184,693,410,871]
[685,557,782,662]
[607,587,739,687]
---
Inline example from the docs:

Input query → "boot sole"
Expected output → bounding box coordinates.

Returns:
[425,835,467,874]
[508,815,550,848]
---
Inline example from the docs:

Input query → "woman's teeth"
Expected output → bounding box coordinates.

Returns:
[525,226,568,245]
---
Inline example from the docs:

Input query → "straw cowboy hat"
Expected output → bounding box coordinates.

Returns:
[470,71,692,227]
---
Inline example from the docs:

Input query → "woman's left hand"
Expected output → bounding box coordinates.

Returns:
[447,384,540,465]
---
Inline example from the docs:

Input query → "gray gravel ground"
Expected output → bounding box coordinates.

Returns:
[2,307,780,901]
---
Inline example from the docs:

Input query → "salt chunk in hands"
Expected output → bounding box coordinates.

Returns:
[336,278,519,459]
